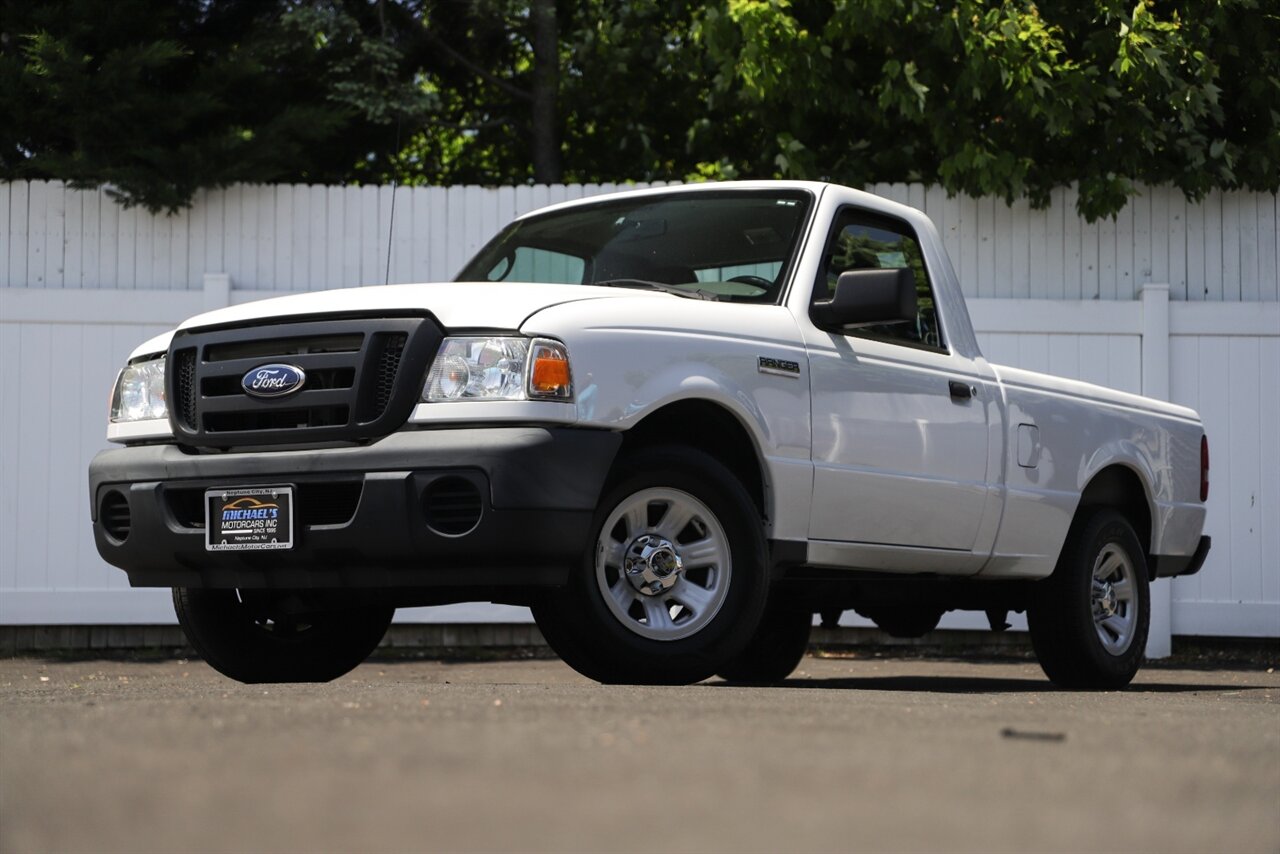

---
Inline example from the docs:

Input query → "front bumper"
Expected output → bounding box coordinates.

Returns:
[89,427,621,589]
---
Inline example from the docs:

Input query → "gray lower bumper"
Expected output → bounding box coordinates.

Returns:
[1152,536,1212,579]
[88,427,622,590]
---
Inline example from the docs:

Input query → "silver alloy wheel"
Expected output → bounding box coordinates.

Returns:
[1091,543,1138,655]
[594,487,731,641]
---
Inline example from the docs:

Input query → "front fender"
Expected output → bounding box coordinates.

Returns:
[523,297,813,539]
[618,364,777,444]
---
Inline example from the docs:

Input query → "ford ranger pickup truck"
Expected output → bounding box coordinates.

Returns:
[89,181,1211,688]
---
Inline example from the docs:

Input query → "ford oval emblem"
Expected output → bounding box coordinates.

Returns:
[241,364,306,398]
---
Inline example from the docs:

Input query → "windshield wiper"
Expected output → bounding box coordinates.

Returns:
[591,278,722,301]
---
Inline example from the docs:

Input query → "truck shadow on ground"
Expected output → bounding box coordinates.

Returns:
[715,675,1269,694]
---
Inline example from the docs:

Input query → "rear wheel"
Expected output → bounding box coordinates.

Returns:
[173,588,393,684]
[533,446,769,685]
[1028,508,1150,689]
[716,601,812,683]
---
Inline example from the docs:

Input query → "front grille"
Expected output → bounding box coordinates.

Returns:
[100,491,132,541]
[201,367,355,399]
[372,334,406,418]
[164,481,363,529]
[203,406,350,432]
[174,349,197,430]
[166,315,441,448]
[204,333,363,363]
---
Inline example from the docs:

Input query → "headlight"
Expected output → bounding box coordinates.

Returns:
[110,357,168,422]
[422,337,573,402]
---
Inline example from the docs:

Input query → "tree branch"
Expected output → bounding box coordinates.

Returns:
[425,33,532,103]
[422,116,510,131]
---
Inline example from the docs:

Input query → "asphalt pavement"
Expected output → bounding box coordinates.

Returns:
[1,654,1276,853]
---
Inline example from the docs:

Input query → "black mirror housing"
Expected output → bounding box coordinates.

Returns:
[810,268,916,331]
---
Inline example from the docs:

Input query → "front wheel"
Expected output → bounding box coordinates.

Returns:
[534,446,769,685]
[173,588,394,684]
[1027,509,1150,689]
[716,601,812,683]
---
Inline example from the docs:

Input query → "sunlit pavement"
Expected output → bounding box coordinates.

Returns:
[2,655,1276,853]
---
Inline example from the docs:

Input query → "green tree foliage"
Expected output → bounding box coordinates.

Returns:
[2,0,1276,219]
[0,0,431,211]
[697,0,1280,219]
[393,0,725,186]
[388,0,566,184]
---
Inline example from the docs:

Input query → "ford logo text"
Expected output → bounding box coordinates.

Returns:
[241,364,306,398]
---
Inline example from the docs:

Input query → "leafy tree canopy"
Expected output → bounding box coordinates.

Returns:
[0,0,432,211]
[698,0,1280,219]
[2,0,1276,219]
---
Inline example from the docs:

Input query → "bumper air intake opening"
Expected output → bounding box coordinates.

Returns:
[100,490,132,542]
[422,476,484,537]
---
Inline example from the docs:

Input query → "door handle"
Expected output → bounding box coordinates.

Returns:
[948,380,974,401]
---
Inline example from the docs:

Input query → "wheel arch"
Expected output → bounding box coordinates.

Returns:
[617,399,768,521]
[1076,464,1155,577]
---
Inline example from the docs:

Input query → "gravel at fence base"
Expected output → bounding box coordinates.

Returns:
[1,656,1276,854]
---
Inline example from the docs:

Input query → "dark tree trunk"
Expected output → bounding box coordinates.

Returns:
[529,0,562,184]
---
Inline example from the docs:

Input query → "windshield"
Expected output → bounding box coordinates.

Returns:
[455,189,814,303]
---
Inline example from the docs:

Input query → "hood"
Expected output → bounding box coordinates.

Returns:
[178,281,666,333]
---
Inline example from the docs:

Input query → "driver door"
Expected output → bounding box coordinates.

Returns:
[806,208,993,555]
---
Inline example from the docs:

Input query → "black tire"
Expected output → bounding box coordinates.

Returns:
[716,601,812,683]
[533,445,769,685]
[1027,508,1150,689]
[861,605,945,639]
[173,588,394,684]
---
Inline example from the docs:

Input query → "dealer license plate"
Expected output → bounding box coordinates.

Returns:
[205,486,294,551]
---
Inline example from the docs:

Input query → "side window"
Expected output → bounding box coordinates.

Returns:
[815,210,944,350]
[488,246,585,284]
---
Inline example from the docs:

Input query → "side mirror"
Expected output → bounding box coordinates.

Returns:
[810,268,916,332]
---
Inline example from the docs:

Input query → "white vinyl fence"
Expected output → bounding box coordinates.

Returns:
[1,181,1277,644]
[3,181,1276,302]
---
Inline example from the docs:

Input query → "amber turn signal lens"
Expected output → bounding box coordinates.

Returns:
[528,341,573,399]
[532,356,569,390]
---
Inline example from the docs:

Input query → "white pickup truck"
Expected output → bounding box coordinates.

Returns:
[90,181,1210,688]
